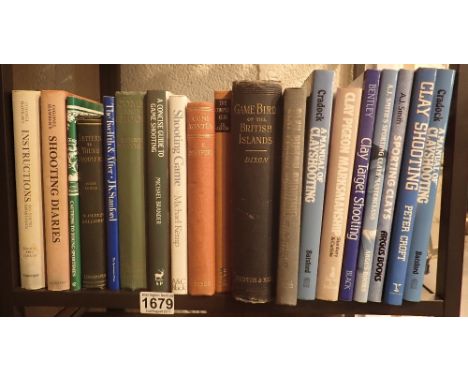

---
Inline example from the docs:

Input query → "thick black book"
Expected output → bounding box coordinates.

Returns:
[231,81,283,303]
[146,91,171,291]
[77,117,107,288]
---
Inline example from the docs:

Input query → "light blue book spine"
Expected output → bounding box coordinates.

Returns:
[297,70,334,300]
[404,69,455,302]
[353,70,398,303]
[368,70,414,302]
[383,68,437,306]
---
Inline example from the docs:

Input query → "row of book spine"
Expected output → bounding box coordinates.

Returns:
[12,67,454,307]
[291,68,454,306]
[12,90,228,295]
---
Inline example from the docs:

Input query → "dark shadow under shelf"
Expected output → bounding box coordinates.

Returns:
[11,288,445,316]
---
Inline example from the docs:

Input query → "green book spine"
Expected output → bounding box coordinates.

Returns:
[66,96,104,290]
[67,112,81,290]
[77,117,107,288]
[146,91,171,291]
[116,91,147,290]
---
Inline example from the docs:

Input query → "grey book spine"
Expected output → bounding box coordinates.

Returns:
[276,88,307,305]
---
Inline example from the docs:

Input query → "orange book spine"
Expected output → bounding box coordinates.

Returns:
[214,91,231,293]
[187,102,216,296]
[40,90,70,290]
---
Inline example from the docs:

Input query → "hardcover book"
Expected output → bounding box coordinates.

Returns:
[40,90,72,291]
[354,70,398,303]
[298,70,334,301]
[214,90,232,293]
[12,90,46,290]
[187,102,216,296]
[368,70,414,302]
[169,95,189,294]
[404,69,455,302]
[77,116,106,288]
[103,96,120,291]
[383,68,437,305]
[276,87,307,306]
[339,69,380,301]
[316,85,362,301]
[116,91,147,290]
[66,96,104,290]
[231,81,283,303]
[146,90,171,292]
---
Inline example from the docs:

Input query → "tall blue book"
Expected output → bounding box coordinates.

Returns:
[368,69,414,302]
[338,69,380,301]
[354,69,398,303]
[383,68,437,305]
[297,70,334,300]
[103,96,120,290]
[404,69,455,302]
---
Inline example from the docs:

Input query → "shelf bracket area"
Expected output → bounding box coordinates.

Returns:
[436,64,468,316]
[0,64,21,316]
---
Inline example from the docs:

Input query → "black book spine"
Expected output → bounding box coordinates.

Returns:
[77,117,106,288]
[146,91,171,291]
[231,81,283,303]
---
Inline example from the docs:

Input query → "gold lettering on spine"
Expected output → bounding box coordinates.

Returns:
[234,102,276,164]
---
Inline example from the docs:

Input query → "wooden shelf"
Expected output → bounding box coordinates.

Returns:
[11,289,445,316]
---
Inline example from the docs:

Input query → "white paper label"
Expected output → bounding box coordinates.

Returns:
[139,292,175,315]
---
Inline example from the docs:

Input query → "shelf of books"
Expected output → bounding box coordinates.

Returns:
[1,64,467,317]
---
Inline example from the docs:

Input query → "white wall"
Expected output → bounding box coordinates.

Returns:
[121,64,355,101]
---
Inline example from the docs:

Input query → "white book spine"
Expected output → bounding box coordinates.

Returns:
[12,90,45,290]
[169,95,188,294]
[316,87,362,301]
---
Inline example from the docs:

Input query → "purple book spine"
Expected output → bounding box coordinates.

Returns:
[338,70,381,301]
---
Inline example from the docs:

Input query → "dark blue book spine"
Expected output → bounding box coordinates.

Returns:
[354,70,398,303]
[297,70,334,300]
[368,69,414,302]
[103,96,120,290]
[404,69,455,302]
[383,68,437,305]
[338,69,380,301]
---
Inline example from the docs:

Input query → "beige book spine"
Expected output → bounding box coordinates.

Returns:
[12,91,46,290]
[316,87,362,301]
[169,95,188,294]
[41,90,70,291]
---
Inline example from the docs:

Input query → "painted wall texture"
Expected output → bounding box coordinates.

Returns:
[13,64,100,100]
[121,64,355,101]
[12,64,447,103]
